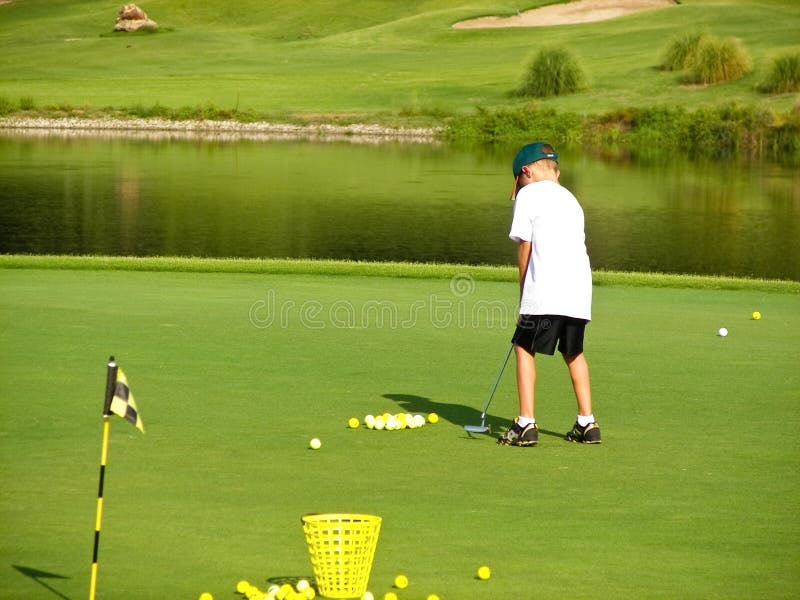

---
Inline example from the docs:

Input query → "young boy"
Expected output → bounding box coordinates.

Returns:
[498,142,601,446]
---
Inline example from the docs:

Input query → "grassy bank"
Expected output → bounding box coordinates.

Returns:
[444,103,800,161]
[0,1,798,129]
[2,255,798,293]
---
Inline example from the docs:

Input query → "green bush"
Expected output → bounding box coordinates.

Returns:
[759,51,800,94]
[0,96,13,116]
[19,96,36,110]
[660,32,709,71]
[684,36,751,85]
[517,47,585,98]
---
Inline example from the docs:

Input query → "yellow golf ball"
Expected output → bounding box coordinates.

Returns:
[199,593,214,600]
[236,581,250,594]
[279,583,294,599]
[309,438,321,450]
[348,417,360,428]
[384,593,398,600]
[394,574,409,589]
[428,412,439,424]
[478,565,491,580]
[752,311,761,320]
[426,595,440,600]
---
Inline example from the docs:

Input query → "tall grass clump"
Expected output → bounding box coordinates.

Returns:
[517,47,586,97]
[759,51,800,94]
[660,31,709,71]
[0,96,14,116]
[684,36,751,85]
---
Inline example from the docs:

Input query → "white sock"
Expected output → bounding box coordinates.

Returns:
[577,414,595,427]
[517,416,535,427]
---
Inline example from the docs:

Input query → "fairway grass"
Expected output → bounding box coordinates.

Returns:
[1,260,798,599]
[1,0,799,121]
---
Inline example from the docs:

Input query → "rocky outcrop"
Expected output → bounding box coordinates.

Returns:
[114,3,158,32]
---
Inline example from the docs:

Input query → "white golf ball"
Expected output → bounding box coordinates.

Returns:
[718,327,728,337]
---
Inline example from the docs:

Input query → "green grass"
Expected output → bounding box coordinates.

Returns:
[660,31,710,72]
[760,50,800,94]
[1,259,799,599]
[2,255,798,293]
[516,46,586,98]
[685,35,752,85]
[0,0,799,121]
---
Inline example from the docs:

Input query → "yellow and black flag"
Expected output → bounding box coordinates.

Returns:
[109,367,144,433]
[91,357,146,600]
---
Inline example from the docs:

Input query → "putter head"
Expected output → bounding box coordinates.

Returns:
[464,424,491,434]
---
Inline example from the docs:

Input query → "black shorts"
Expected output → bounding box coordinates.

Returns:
[512,315,588,356]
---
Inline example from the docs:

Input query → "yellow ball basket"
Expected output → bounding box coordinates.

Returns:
[301,513,382,599]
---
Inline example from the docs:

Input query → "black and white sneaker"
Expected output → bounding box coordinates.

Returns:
[497,420,539,446]
[565,421,602,444]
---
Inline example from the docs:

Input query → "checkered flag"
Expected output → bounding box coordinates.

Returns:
[109,368,144,433]
[91,358,146,600]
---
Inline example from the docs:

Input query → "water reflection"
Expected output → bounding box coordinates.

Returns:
[0,132,797,280]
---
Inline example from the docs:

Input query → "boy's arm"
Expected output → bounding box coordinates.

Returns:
[517,241,531,300]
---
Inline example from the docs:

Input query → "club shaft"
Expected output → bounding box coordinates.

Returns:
[479,343,514,417]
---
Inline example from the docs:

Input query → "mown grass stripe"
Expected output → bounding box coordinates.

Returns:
[1,254,797,294]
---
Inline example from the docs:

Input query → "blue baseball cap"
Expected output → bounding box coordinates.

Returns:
[512,142,558,176]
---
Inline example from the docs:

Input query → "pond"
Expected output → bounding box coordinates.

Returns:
[1,131,798,280]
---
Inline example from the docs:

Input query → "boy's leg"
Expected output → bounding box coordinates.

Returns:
[515,344,536,419]
[497,344,539,446]
[563,352,591,415]
[563,352,601,443]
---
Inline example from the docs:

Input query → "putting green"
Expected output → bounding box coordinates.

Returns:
[1,264,798,598]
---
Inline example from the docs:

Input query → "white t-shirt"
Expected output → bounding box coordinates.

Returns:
[509,180,592,320]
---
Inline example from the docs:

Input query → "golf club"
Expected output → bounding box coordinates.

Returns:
[464,342,514,434]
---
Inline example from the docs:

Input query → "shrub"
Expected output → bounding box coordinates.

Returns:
[0,96,13,116]
[759,51,800,94]
[19,96,36,110]
[517,47,585,98]
[684,36,751,85]
[660,31,709,71]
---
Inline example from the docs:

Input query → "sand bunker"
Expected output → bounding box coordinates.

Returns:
[453,0,677,29]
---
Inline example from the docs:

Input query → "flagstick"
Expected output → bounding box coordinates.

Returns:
[90,357,118,600]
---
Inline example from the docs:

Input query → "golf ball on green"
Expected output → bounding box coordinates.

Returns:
[718,327,728,337]
[752,311,761,320]
[478,565,491,580]
[309,438,321,449]
[394,574,409,589]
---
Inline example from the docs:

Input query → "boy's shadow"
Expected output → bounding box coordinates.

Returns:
[382,393,563,439]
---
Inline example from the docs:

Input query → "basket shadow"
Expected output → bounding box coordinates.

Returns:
[265,575,316,587]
